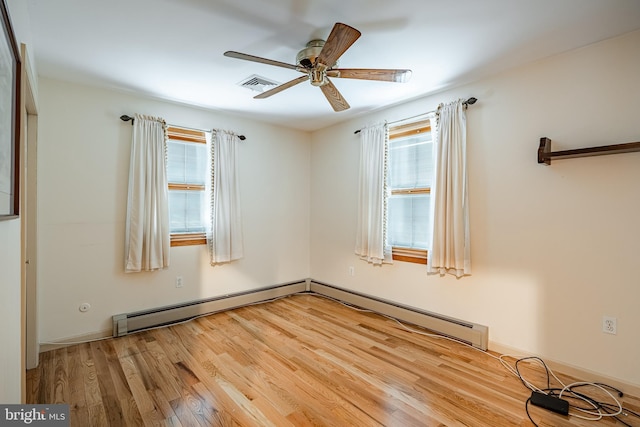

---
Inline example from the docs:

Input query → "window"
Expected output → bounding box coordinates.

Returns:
[387,119,434,264]
[166,126,208,246]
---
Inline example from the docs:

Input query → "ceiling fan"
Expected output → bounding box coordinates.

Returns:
[224,23,412,112]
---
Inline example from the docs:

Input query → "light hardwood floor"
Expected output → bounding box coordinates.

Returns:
[27,294,639,426]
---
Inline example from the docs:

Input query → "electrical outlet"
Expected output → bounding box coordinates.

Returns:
[176,276,183,288]
[349,266,355,276]
[603,316,617,335]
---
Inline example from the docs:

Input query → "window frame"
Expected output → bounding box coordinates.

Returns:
[387,119,433,264]
[166,126,207,247]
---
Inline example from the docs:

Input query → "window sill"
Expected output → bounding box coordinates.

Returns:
[392,247,427,265]
[171,233,206,247]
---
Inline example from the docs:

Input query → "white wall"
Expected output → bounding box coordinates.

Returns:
[37,79,311,342]
[310,30,640,387]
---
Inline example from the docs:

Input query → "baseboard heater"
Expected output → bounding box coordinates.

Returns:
[112,279,488,350]
[112,281,308,337]
[309,281,488,350]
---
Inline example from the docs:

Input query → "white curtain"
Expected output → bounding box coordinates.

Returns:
[427,99,471,277]
[207,130,244,264]
[124,114,170,272]
[355,123,392,264]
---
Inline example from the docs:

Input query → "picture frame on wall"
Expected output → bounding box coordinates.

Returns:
[0,0,21,220]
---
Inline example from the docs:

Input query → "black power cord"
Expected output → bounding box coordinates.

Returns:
[525,397,540,427]
[513,357,639,426]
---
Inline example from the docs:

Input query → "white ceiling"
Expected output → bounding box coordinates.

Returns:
[24,0,640,131]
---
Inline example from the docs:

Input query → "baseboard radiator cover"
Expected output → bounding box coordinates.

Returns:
[112,280,308,337]
[111,279,487,351]
[309,281,488,350]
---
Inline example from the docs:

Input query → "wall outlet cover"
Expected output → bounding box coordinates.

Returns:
[603,316,617,335]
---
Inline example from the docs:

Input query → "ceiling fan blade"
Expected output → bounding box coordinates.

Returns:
[319,79,350,111]
[254,75,309,99]
[327,68,412,83]
[316,23,361,68]
[224,51,299,70]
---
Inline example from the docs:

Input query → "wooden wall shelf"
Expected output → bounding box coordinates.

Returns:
[538,137,640,165]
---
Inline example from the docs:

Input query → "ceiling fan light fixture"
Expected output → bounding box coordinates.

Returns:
[310,69,328,87]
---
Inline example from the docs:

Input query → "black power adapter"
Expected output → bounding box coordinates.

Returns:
[530,391,569,416]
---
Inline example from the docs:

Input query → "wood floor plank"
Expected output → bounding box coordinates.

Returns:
[27,294,639,427]
[86,402,109,427]
[52,348,69,404]
[190,381,245,427]
[66,344,89,425]
[25,367,40,406]
[163,333,268,426]
[149,328,183,365]
[139,346,182,402]
[36,347,53,403]
[102,341,145,426]
[78,340,111,424]
[120,354,156,415]
[91,341,131,426]
[168,396,204,427]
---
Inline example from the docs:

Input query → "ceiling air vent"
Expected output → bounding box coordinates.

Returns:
[238,74,280,93]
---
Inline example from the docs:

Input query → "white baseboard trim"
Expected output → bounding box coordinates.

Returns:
[39,329,113,353]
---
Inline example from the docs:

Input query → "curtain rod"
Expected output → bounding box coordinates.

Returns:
[119,115,246,140]
[353,97,477,134]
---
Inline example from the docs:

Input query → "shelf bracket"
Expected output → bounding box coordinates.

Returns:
[538,137,640,165]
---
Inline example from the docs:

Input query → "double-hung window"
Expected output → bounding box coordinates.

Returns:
[166,126,208,246]
[387,119,434,264]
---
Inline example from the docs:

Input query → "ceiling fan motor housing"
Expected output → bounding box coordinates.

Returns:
[296,39,337,69]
